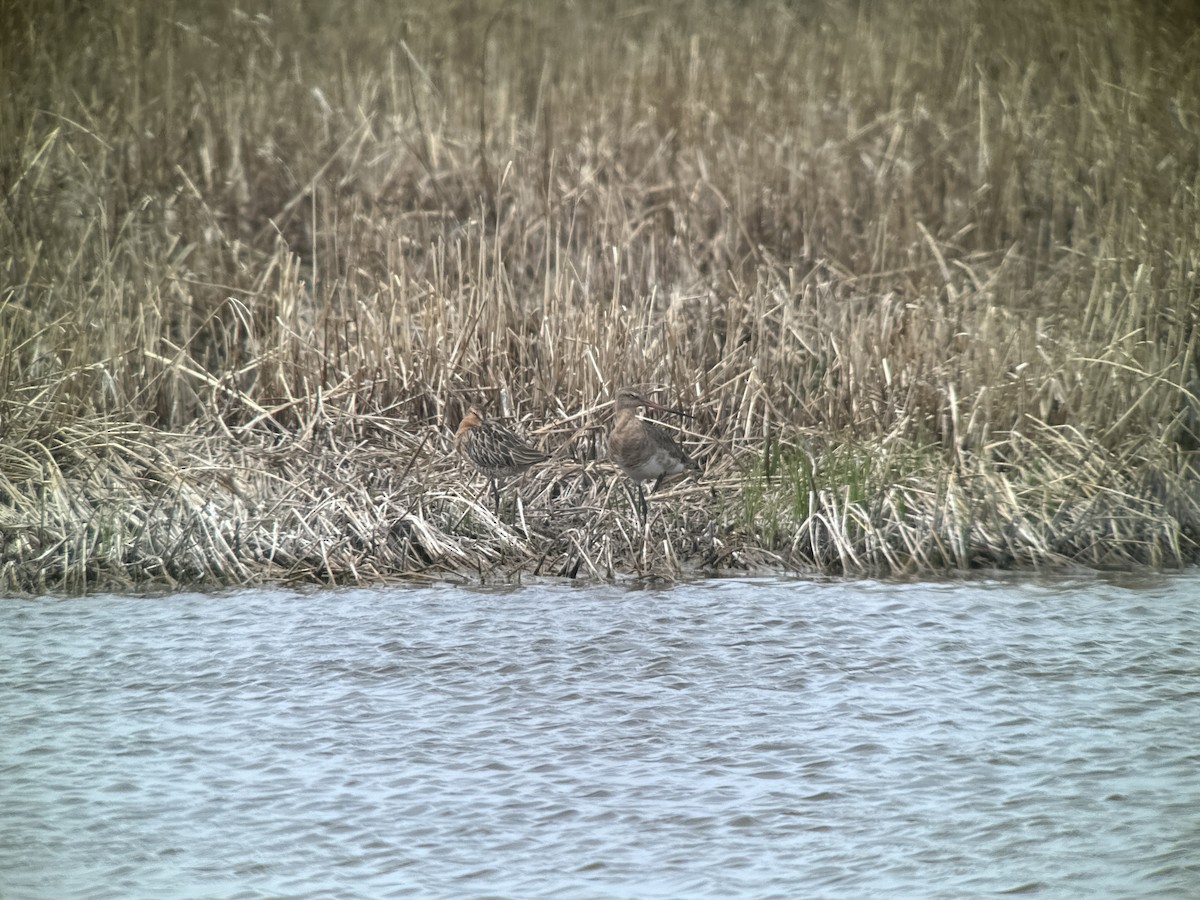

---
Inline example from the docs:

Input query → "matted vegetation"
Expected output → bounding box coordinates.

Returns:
[2,0,1199,591]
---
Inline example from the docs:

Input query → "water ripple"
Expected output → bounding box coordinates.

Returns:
[2,574,1200,897]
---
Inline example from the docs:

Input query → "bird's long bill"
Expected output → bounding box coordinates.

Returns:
[643,396,693,418]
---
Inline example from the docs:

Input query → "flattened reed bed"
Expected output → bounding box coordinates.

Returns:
[0,405,1196,593]
[2,0,1199,591]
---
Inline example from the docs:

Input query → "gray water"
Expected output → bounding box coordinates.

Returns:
[2,575,1199,899]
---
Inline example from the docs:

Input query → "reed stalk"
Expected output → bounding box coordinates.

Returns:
[2,0,1198,590]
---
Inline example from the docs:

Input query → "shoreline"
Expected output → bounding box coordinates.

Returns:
[3,416,1195,595]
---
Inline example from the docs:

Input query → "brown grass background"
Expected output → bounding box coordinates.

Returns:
[2,0,1199,590]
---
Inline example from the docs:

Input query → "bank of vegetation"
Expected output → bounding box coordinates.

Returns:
[2,0,1198,591]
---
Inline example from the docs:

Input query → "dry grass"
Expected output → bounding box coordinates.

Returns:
[2,0,1199,591]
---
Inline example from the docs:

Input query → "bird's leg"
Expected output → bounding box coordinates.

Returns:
[621,480,644,525]
[637,483,648,524]
[651,474,666,493]
[489,477,501,515]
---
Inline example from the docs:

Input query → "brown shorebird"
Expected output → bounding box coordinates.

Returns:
[608,388,700,520]
[455,405,549,513]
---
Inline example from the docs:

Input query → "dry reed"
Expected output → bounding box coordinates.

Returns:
[2,0,1198,591]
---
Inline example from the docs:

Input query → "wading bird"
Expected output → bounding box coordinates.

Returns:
[608,387,701,521]
[455,405,549,513]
